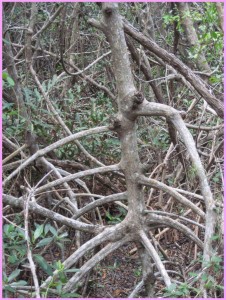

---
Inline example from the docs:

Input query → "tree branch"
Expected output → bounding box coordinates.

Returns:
[3,194,102,233]
[71,192,127,220]
[3,126,109,186]
[41,223,125,289]
[137,174,205,218]
[139,230,171,287]
[144,210,205,229]
[62,235,132,293]
[35,164,120,194]
[145,213,204,249]
[123,21,223,118]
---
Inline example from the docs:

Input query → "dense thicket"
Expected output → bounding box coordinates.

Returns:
[3,2,223,298]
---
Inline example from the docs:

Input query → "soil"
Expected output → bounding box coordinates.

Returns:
[86,242,143,298]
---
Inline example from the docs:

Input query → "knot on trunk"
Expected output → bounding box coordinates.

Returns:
[132,91,144,109]
[108,115,121,132]
[121,91,144,113]
[104,8,113,15]
[102,3,118,16]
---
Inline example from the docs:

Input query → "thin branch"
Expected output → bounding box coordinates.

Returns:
[43,158,78,210]
[137,174,205,218]
[28,58,108,168]
[61,50,111,76]
[32,5,64,40]
[185,123,223,131]
[3,126,109,186]
[62,235,132,293]
[3,194,102,233]
[174,188,204,201]
[3,144,27,165]
[24,191,40,298]
[41,222,127,289]
[145,213,204,249]
[123,21,223,118]
[68,60,116,100]
[139,230,171,287]
[35,164,120,194]
[144,210,205,229]
[71,192,127,220]
[128,280,144,298]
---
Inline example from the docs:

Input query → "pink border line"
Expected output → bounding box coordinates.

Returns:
[1,1,225,300]
[1,0,224,3]
[223,0,226,298]
[0,1,2,299]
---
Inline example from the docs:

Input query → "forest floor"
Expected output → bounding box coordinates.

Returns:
[88,243,143,298]
[86,236,193,298]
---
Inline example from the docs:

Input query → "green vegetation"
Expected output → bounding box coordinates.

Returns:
[3,2,223,298]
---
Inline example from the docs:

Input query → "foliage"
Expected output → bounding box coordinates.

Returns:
[3,2,223,298]
[3,222,74,296]
[162,253,223,298]
[105,207,127,224]
[3,269,27,294]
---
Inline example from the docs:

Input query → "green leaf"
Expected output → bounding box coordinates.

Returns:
[17,228,25,239]
[55,260,64,271]
[34,88,41,101]
[188,272,197,277]
[3,38,11,45]
[58,271,67,283]
[201,273,208,282]
[2,72,8,80]
[163,292,172,297]
[174,290,185,296]
[216,284,224,290]
[49,226,57,236]
[64,268,80,273]
[211,234,220,241]
[8,255,18,264]
[7,269,21,282]
[55,241,64,250]
[33,224,44,241]
[105,211,113,220]
[211,255,222,264]
[58,232,68,239]
[11,280,27,287]
[211,31,218,39]
[2,102,14,110]
[33,254,53,276]
[52,74,58,86]
[6,76,15,87]
[166,283,177,292]
[56,280,63,293]
[35,237,53,248]
[3,224,13,235]
[213,176,219,183]
[204,280,214,289]
[4,285,15,292]
[61,293,81,298]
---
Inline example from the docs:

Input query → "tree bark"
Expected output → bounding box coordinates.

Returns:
[177,2,211,73]
[123,21,224,118]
